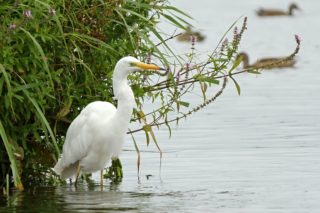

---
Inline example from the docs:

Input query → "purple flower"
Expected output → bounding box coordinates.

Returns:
[233,26,240,42]
[23,10,32,18]
[234,27,238,35]
[142,74,148,83]
[221,38,228,51]
[186,63,190,71]
[146,52,151,64]
[223,38,228,45]
[175,70,181,81]
[9,23,17,29]
[191,35,196,44]
[295,34,301,45]
[49,7,56,16]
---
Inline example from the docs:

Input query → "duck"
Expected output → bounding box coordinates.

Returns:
[257,3,300,17]
[237,52,296,69]
[177,26,206,42]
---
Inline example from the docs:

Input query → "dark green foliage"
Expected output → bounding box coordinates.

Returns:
[0,0,188,190]
[104,158,123,183]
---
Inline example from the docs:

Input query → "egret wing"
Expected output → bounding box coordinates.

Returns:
[59,101,116,168]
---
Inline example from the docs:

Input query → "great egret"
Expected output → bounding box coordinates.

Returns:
[53,56,164,185]
[237,52,296,69]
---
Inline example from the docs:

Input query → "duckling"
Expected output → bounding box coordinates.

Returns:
[177,26,206,42]
[257,3,300,17]
[237,52,296,69]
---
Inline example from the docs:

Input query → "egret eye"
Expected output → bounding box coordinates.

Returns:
[130,62,137,67]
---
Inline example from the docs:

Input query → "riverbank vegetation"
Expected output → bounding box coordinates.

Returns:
[0,0,300,192]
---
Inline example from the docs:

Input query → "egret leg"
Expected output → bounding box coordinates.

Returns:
[74,163,81,186]
[100,170,104,190]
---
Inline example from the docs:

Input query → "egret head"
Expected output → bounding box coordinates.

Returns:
[112,56,166,99]
[114,56,164,77]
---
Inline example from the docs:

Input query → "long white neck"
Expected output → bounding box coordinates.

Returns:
[113,72,135,129]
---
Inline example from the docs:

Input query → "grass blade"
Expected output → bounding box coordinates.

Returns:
[22,90,60,158]
[0,121,24,191]
[130,131,141,177]
[230,76,241,95]
[0,64,14,112]
[20,27,54,89]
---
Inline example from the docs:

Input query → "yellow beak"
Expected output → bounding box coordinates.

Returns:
[133,62,163,70]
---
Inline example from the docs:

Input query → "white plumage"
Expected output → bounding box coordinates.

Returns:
[54,56,162,181]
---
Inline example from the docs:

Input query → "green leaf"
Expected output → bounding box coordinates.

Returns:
[114,9,136,50]
[144,26,180,66]
[161,13,189,30]
[0,64,12,96]
[143,124,151,146]
[228,54,244,74]
[20,28,54,89]
[57,98,73,118]
[177,101,190,107]
[0,75,4,96]
[0,64,14,112]
[130,132,141,173]
[143,124,152,132]
[172,13,193,28]
[193,74,220,84]
[137,110,147,123]
[149,128,162,159]
[164,118,172,138]
[247,69,261,74]
[200,82,208,101]
[119,8,153,23]
[159,5,193,19]
[67,33,117,53]
[145,130,150,146]
[230,76,241,95]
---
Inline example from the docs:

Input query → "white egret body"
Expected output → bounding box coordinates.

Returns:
[54,56,162,180]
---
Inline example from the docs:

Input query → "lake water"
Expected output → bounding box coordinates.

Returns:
[1,0,320,212]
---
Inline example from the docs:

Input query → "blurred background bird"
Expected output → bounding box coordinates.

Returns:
[237,52,296,69]
[177,26,206,42]
[257,3,300,17]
